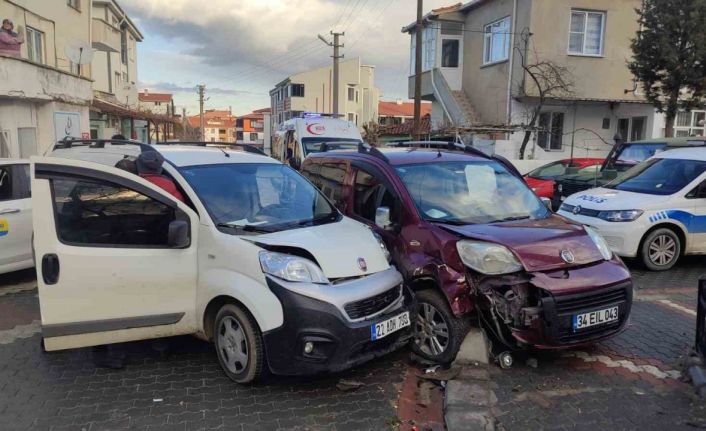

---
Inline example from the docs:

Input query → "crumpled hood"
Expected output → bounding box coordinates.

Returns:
[440,215,604,272]
[563,187,668,211]
[244,217,389,279]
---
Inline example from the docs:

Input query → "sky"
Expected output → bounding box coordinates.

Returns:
[121,0,451,117]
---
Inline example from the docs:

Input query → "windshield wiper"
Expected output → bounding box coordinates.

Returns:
[427,218,472,226]
[489,216,531,223]
[216,223,274,233]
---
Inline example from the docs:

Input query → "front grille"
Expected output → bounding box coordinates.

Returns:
[344,286,401,320]
[542,283,632,345]
[554,285,627,314]
[559,203,600,218]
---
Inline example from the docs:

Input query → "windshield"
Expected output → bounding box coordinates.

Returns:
[303,137,362,155]
[611,143,667,170]
[180,163,338,233]
[396,161,550,224]
[605,157,706,195]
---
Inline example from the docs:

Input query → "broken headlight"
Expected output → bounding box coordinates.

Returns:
[456,240,523,275]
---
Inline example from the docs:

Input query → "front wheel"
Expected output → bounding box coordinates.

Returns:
[411,289,469,364]
[213,304,265,384]
[640,228,681,271]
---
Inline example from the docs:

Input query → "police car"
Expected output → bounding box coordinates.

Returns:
[0,159,32,275]
[558,148,706,270]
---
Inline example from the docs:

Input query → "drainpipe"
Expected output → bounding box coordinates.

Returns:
[505,0,518,130]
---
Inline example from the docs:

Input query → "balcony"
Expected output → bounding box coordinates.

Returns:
[0,55,92,104]
[92,18,121,52]
[407,70,434,99]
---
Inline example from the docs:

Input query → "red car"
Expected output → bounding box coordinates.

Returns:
[524,158,604,200]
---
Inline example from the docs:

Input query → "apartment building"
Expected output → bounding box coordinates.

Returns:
[403,0,685,160]
[0,0,93,157]
[236,108,271,147]
[90,0,147,140]
[187,110,236,142]
[138,90,174,116]
[378,100,431,126]
[269,57,381,134]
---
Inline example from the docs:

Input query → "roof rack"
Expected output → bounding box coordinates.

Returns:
[53,138,155,153]
[154,141,266,156]
[318,141,362,153]
[357,142,389,163]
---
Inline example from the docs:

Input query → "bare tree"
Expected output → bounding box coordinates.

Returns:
[515,32,574,159]
[362,121,382,147]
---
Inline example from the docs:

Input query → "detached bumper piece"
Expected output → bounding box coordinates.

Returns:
[263,278,415,376]
[541,282,633,346]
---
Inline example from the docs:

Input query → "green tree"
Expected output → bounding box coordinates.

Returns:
[628,0,706,137]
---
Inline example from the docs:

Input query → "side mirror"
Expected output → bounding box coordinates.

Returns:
[168,220,190,248]
[375,206,392,230]
[540,197,553,211]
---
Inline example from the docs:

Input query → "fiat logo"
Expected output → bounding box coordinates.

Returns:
[357,258,367,272]
[560,250,575,264]
[572,205,581,215]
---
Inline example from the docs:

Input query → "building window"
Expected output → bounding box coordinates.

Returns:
[674,111,706,137]
[291,84,305,97]
[568,10,605,56]
[67,0,81,11]
[122,72,128,83]
[236,131,244,140]
[423,26,436,71]
[219,129,226,134]
[348,87,355,102]
[121,29,128,65]
[483,17,511,65]
[250,133,258,141]
[442,39,460,68]
[26,27,44,64]
[538,112,564,151]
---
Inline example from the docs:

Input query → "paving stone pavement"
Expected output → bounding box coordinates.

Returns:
[0,271,408,431]
[493,258,706,431]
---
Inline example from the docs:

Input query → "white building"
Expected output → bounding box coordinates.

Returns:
[0,0,93,157]
[270,57,381,134]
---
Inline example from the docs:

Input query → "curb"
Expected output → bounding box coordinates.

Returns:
[444,328,496,431]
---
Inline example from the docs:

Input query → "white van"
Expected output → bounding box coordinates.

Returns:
[273,114,363,169]
[559,147,706,270]
[31,140,413,383]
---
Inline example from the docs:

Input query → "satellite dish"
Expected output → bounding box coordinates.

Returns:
[65,40,94,65]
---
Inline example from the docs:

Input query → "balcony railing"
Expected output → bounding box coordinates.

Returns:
[0,55,92,104]
[92,18,121,52]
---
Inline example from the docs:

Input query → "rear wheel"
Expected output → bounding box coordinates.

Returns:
[411,289,469,364]
[213,304,265,384]
[640,228,681,271]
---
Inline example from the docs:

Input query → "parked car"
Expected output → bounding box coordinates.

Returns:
[32,140,413,383]
[0,159,32,275]
[301,145,633,364]
[558,147,706,271]
[524,158,604,203]
[553,137,706,208]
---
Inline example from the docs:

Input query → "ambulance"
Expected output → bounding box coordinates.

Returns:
[272,113,363,169]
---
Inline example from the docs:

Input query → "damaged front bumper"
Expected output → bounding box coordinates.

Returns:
[475,258,633,349]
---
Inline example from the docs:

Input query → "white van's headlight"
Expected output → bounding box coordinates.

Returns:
[259,251,329,284]
[373,232,391,263]
[456,240,522,275]
[584,226,613,260]
[597,210,643,222]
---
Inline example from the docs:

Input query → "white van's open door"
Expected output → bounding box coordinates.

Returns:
[31,156,199,351]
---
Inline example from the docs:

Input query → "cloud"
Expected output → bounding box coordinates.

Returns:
[122,0,452,111]
[140,81,266,96]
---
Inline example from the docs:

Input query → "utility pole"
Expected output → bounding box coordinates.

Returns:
[413,0,423,140]
[182,107,187,140]
[318,32,344,115]
[197,84,206,141]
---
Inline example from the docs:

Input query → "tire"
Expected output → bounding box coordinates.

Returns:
[411,289,469,364]
[640,228,681,271]
[213,303,265,384]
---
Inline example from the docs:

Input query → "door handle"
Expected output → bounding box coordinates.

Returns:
[41,254,60,285]
[0,208,20,215]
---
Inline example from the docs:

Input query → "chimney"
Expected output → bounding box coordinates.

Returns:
[144,88,149,96]
[229,106,232,115]
[396,98,403,105]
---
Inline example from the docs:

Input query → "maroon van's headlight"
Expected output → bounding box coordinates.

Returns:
[584,226,613,260]
[456,240,522,275]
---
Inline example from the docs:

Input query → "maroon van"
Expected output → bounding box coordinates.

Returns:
[301,145,633,364]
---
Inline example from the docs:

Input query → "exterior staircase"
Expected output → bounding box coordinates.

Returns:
[450,90,481,126]
[430,69,481,128]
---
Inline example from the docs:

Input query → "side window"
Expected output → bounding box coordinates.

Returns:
[353,168,397,223]
[318,163,347,208]
[51,177,178,247]
[688,179,706,199]
[0,166,12,201]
